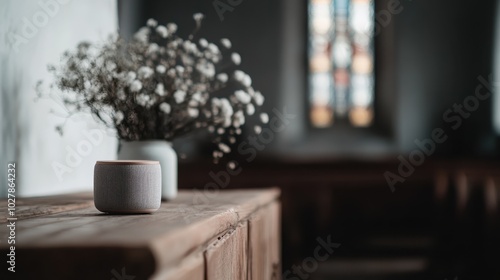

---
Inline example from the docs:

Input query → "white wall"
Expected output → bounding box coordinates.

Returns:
[1,0,118,197]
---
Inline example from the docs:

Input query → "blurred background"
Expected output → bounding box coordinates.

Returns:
[2,0,500,279]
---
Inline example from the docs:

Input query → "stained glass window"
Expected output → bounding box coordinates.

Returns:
[308,0,375,128]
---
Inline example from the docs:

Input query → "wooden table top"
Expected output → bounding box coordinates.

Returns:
[0,188,280,279]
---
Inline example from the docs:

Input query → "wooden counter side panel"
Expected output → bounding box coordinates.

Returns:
[205,222,249,280]
[248,201,281,280]
[150,252,204,280]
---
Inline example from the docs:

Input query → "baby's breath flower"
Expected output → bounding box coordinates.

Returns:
[246,104,255,115]
[136,93,151,107]
[199,38,208,48]
[260,113,269,124]
[167,68,176,78]
[233,110,245,127]
[231,53,241,65]
[174,90,186,103]
[254,91,264,106]
[234,90,251,104]
[188,108,199,118]
[218,143,231,153]
[156,25,168,38]
[115,111,124,124]
[130,80,142,92]
[254,125,262,134]
[126,71,137,84]
[234,70,245,82]
[155,83,165,96]
[159,102,171,114]
[193,13,204,22]
[208,43,219,54]
[220,38,232,49]
[147,43,159,54]
[117,90,126,100]
[242,75,252,87]
[216,73,228,83]
[40,15,266,165]
[138,66,154,79]
[147,18,158,27]
[156,65,166,73]
[176,65,185,73]
[134,27,150,43]
[167,23,177,33]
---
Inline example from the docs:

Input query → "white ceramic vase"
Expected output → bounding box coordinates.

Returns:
[117,140,177,201]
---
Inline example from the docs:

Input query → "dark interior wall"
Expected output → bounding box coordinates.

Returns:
[394,0,497,156]
[118,0,500,159]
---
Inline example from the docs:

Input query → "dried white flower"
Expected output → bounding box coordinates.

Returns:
[192,92,203,102]
[147,18,158,27]
[115,111,124,124]
[196,62,215,78]
[167,23,177,33]
[234,70,245,82]
[42,16,266,165]
[208,43,219,54]
[106,61,116,72]
[136,93,151,107]
[156,25,168,38]
[242,75,252,87]
[138,66,154,79]
[155,83,165,96]
[233,110,245,127]
[147,43,159,54]
[156,65,166,73]
[246,104,255,115]
[218,143,231,153]
[183,41,197,53]
[79,59,91,70]
[159,102,171,114]
[231,52,241,65]
[220,38,232,49]
[260,113,269,124]
[174,90,186,103]
[234,90,251,104]
[126,71,137,84]
[117,89,126,100]
[199,38,208,48]
[193,13,204,22]
[228,161,236,169]
[216,73,228,83]
[134,27,150,43]
[130,80,142,92]
[167,68,176,78]
[220,98,233,127]
[176,65,185,73]
[187,108,199,118]
[254,125,262,134]
[254,91,264,106]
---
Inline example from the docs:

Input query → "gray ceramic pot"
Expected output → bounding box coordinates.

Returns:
[93,160,161,214]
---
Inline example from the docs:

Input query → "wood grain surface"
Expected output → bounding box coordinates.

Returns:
[0,188,280,280]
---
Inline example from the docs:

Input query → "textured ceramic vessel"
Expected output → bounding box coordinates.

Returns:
[93,160,161,214]
[117,141,177,201]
